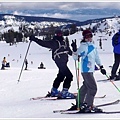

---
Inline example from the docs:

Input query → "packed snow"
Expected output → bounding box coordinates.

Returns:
[1,19,120,119]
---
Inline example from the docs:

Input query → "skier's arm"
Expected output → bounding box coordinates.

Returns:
[95,48,106,75]
[112,33,120,46]
[68,47,72,56]
[72,51,78,60]
[95,48,102,67]
[72,47,85,60]
[29,35,53,49]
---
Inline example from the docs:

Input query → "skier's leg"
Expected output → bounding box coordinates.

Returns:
[51,62,65,97]
[111,53,120,79]
[79,81,87,103]
[52,71,65,89]
[81,72,97,106]
[1,64,5,70]
[62,66,73,89]
[58,64,75,98]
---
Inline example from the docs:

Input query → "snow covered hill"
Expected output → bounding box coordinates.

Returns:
[0,14,120,34]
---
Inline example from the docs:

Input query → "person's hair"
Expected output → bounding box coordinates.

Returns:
[80,39,86,43]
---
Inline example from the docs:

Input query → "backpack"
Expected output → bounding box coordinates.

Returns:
[53,40,69,60]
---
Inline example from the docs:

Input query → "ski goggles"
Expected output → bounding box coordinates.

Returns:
[56,33,63,36]
[84,34,93,39]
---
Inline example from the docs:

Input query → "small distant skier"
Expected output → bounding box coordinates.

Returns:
[1,57,7,70]
[20,54,22,59]
[99,38,102,49]
[38,62,46,69]
[24,59,28,70]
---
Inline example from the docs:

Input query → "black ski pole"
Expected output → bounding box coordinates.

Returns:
[17,41,32,83]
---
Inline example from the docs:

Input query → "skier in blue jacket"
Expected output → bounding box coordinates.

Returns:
[110,30,120,80]
[71,29,106,113]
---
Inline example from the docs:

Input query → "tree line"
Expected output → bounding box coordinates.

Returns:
[0,23,79,45]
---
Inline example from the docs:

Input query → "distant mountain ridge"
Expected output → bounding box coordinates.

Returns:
[0,13,119,27]
[0,12,120,45]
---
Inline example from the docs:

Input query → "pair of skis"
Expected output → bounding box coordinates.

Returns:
[30,96,75,100]
[30,91,76,100]
[30,93,120,114]
[30,93,106,101]
[62,110,120,114]
[53,99,120,114]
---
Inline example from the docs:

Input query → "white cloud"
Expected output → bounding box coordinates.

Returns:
[41,13,71,19]
[12,10,71,19]
[59,3,79,11]
[0,2,120,10]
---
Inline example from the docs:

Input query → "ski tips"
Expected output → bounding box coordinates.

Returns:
[95,94,106,98]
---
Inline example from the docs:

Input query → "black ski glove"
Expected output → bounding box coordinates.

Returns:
[71,39,77,52]
[100,66,106,75]
[29,35,36,42]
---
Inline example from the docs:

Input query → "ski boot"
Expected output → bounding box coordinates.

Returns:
[67,103,77,111]
[59,88,76,99]
[79,103,103,113]
[50,87,60,97]
[91,105,103,113]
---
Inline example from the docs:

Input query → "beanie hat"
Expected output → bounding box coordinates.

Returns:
[82,30,93,38]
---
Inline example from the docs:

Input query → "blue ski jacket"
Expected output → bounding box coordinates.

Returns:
[112,31,120,54]
[73,41,102,73]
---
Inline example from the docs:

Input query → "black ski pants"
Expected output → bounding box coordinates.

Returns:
[111,53,120,78]
[53,61,73,89]
[1,64,5,69]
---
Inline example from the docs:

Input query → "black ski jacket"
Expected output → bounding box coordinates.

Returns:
[33,36,72,63]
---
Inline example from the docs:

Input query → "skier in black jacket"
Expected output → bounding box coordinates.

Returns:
[29,29,75,98]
